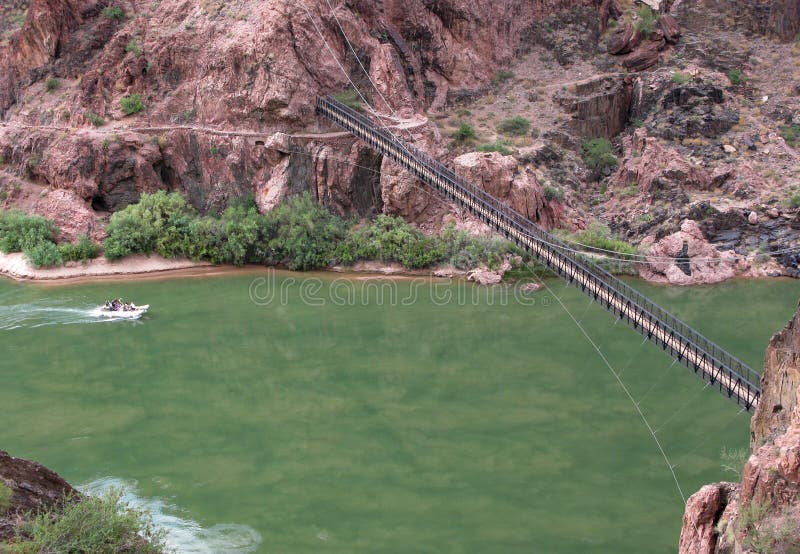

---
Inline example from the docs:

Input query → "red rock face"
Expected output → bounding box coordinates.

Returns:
[679,303,800,554]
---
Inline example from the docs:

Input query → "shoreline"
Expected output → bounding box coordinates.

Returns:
[1,251,795,288]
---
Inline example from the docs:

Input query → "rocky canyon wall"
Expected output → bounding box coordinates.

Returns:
[679,301,800,553]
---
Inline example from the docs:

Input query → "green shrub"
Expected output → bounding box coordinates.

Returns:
[24,241,63,268]
[268,192,348,270]
[102,6,124,20]
[332,89,363,112]
[440,224,513,270]
[790,192,800,207]
[125,39,142,57]
[497,116,531,136]
[58,235,100,263]
[337,215,443,269]
[452,122,477,143]
[492,70,514,84]
[543,185,564,201]
[45,78,59,93]
[476,139,512,155]
[727,68,744,85]
[85,111,105,126]
[120,94,145,115]
[0,482,11,514]
[672,72,690,85]
[8,489,165,553]
[635,6,656,38]
[581,137,618,174]
[0,210,58,253]
[103,191,197,260]
[780,124,800,147]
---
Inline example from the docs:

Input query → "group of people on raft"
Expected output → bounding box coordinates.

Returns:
[104,298,135,312]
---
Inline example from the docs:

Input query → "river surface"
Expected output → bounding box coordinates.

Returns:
[1,271,798,553]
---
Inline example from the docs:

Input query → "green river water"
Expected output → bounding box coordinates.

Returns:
[1,271,798,553]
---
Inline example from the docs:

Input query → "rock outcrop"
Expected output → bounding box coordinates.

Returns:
[453,151,560,229]
[639,219,738,285]
[679,302,800,553]
[0,449,78,542]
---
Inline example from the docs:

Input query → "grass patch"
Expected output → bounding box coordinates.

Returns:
[125,39,142,57]
[120,94,145,115]
[560,222,637,257]
[476,139,512,155]
[672,72,690,85]
[102,6,124,20]
[85,111,105,126]
[780,124,800,147]
[727,68,745,85]
[45,78,59,93]
[497,116,531,136]
[332,89,363,112]
[8,489,165,553]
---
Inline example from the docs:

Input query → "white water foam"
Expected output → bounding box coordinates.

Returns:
[79,477,263,554]
[0,297,141,329]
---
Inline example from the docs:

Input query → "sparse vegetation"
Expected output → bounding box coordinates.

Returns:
[45,78,59,93]
[7,489,165,553]
[451,122,477,144]
[102,6,125,20]
[727,68,745,85]
[559,222,637,258]
[476,139,512,155]
[672,72,690,85]
[635,5,656,39]
[780,124,800,147]
[497,116,531,136]
[790,191,800,207]
[125,39,142,56]
[120,94,145,115]
[332,89,363,112]
[85,111,105,126]
[581,137,618,176]
[543,186,564,202]
[492,70,515,84]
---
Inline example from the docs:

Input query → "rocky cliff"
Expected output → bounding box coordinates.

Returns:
[679,301,800,553]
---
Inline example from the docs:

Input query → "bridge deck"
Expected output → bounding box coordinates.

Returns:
[316,96,761,412]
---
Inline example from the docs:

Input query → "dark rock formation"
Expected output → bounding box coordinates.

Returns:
[621,41,662,72]
[606,23,641,55]
[554,74,632,139]
[650,84,739,140]
[0,449,79,542]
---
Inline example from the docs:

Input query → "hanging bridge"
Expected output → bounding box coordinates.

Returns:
[316,95,762,412]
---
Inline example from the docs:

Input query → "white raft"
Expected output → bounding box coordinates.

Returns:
[98,304,150,319]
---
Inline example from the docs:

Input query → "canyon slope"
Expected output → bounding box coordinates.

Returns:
[0,0,798,280]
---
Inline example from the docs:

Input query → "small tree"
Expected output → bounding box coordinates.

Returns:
[452,122,477,144]
[497,116,531,136]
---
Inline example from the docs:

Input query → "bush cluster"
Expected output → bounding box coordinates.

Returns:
[0,210,100,268]
[492,70,514,84]
[497,116,531,136]
[7,489,165,553]
[45,78,59,93]
[581,138,618,176]
[102,6,124,20]
[451,122,477,144]
[476,139,512,155]
[780,124,800,148]
[727,68,745,85]
[120,94,145,115]
[559,222,637,257]
[635,6,656,39]
[103,192,526,272]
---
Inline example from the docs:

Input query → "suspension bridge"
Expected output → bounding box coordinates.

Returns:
[316,95,762,412]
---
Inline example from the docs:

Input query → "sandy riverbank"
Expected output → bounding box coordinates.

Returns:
[0,252,213,283]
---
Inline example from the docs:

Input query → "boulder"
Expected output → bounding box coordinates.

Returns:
[639,219,738,285]
[657,14,681,44]
[607,23,641,55]
[621,41,662,72]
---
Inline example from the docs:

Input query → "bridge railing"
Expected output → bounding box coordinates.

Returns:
[316,96,761,409]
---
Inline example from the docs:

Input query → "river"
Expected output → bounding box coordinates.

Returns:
[1,271,797,552]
